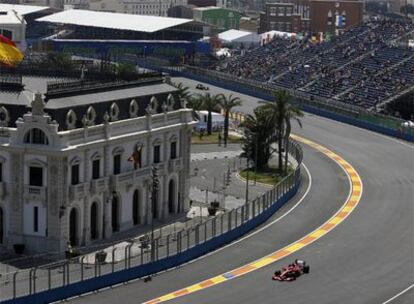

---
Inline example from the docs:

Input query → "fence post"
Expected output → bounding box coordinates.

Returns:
[235,209,239,227]
[220,213,224,234]
[112,248,117,273]
[241,206,245,224]
[204,222,207,242]
[228,210,232,231]
[252,199,256,217]
[195,225,199,245]
[155,239,159,261]
[65,262,70,285]
[48,268,51,290]
[166,234,170,257]
[80,256,85,281]
[94,259,98,277]
[177,231,182,253]
[29,268,34,294]
[262,195,266,211]
[13,272,17,299]
[212,217,216,237]
[62,264,66,286]
[186,230,190,250]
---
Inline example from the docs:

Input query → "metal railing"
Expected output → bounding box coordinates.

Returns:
[0,141,302,303]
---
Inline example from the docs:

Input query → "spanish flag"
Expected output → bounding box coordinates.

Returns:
[0,34,24,67]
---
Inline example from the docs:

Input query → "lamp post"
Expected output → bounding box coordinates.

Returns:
[150,166,159,262]
[245,158,250,205]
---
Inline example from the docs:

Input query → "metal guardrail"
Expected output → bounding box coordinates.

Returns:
[0,141,302,303]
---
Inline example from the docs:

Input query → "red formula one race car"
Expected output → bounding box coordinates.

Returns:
[272,259,310,281]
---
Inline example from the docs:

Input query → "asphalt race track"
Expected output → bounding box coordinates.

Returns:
[68,78,414,304]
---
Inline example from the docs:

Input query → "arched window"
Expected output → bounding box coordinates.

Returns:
[24,128,49,145]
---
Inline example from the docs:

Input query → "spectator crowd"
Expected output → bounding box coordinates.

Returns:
[212,18,414,110]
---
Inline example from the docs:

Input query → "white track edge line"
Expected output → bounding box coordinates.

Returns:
[381,283,414,304]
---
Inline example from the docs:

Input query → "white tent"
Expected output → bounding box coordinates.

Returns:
[218,29,260,45]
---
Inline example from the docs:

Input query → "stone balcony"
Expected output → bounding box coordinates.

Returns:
[168,157,183,172]
[90,177,109,195]
[110,166,151,191]
[68,182,87,201]
[24,185,47,201]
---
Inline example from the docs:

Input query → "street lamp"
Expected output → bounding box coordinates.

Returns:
[150,165,159,262]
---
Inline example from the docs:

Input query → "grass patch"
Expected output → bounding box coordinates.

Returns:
[191,131,242,144]
[239,166,294,186]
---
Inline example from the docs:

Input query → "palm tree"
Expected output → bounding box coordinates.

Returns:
[197,93,221,135]
[259,90,303,173]
[240,107,275,170]
[187,97,203,120]
[218,94,242,147]
[175,82,191,106]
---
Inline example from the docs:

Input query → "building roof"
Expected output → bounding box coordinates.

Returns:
[0,10,24,25]
[193,6,222,11]
[45,82,175,109]
[218,29,253,42]
[36,9,193,33]
[0,4,50,15]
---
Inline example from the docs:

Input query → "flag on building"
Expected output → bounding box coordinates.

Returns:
[0,34,24,67]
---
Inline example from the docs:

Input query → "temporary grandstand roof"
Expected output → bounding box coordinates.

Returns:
[0,4,50,15]
[0,10,24,25]
[36,9,193,33]
[218,29,257,43]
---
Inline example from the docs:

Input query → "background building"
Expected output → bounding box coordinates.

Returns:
[259,2,310,33]
[309,0,363,34]
[0,10,26,46]
[0,72,194,254]
[64,0,90,9]
[193,6,241,30]
[89,0,188,16]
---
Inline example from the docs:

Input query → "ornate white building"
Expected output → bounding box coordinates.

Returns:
[0,75,194,254]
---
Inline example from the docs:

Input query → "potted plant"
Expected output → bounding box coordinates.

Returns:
[208,200,220,216]
[207,206,217,216]
[95,251,107,264]
[13,244,25,255]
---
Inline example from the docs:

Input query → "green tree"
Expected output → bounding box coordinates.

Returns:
[197,93,221,135]
[116,63,137,81]
[259,90,303,173]
[240,107,276,170]
[218,94,242,147]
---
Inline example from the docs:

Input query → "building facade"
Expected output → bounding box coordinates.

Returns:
[309,0,363,34]
[89,0,187,16]
[259,2,310,33]
[0,75,194,254]
[193,6,241,30]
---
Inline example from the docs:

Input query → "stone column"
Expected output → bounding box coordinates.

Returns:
[9,152,24,247]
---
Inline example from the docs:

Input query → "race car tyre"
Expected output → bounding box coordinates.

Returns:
[303,265,310,274]
[274,270,281,276]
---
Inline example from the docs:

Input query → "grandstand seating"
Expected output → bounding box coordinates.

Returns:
[212,18,414,110]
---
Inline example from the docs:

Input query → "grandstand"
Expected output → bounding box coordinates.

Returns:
[36,9,206,41]
[212,17,414,117]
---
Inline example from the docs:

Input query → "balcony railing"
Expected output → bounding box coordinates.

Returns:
[24,185,47,201]
[168,158,183,172]
[90,177,108,195]
[111,166,151,191]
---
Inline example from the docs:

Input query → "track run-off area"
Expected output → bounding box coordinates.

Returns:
[68,78,414,304]
[143,134,363,304]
